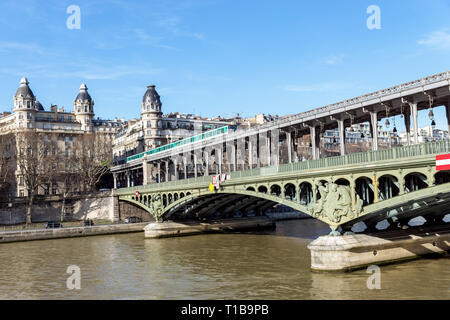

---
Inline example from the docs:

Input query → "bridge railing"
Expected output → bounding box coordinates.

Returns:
[116,140,450,195]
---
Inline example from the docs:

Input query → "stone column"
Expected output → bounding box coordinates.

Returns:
[165,160,169,182]
[194,154,198,178]
[113,173,117,189]
[337,119,346,156]
[204,150,209,176]
[232,144,236,171]
[248,138,253,169]
[409,102,419,144]
[266,132,271,166]
[157,162,161,183]
[287,131,292,164]
[309,126,320,160]
[271,129,279,166]
[445,103,450,137]
[183,157,187,180]
[370,111,378,151]
[217,146,222,175]
[173,158,179,181]
[126,171,130,188]
[142,155,149,185]
[403,110,411,146]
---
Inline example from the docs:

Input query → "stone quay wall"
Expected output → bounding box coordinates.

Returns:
[0,191,117,225]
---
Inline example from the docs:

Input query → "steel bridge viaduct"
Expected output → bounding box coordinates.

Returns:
[116,141,450,233]
[112,71,450,235]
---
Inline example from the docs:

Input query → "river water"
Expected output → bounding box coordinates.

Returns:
[0,219,448,299]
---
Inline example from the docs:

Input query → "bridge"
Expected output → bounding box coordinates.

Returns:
[116,140,450,233]
[112,71,450,231]
[112,71,450,270]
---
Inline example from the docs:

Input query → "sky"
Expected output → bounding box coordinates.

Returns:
[0,0,450,131]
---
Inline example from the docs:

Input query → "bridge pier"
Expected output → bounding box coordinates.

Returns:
[308,224,450,272]
[143,217,275,238]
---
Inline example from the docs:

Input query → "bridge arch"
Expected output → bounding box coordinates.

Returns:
[258,185,268,193]
[284,183,296,201]
[270,184,282,197]
[404,172,428,192]
[299,182,313,205]
[435,171,450,185]
[355,176,374,206]
[378,174,399,200]
[334,178,350,186]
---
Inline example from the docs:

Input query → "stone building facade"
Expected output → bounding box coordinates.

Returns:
[112,85,235,165]
[0,78,124,198]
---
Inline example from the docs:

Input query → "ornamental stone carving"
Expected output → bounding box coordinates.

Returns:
[309,182,363,223]
[149,194,164,221]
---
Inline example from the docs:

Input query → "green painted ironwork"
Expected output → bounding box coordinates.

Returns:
[116,140,450,231]
[126,126,230,163]
[118,140,450,194]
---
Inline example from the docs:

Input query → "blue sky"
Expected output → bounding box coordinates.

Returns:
[0,0,449,130]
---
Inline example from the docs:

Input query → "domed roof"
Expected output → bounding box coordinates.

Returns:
[75,83,92,102]
[143,85,161,105]
[35,100,44,111]
[15,77,35,99]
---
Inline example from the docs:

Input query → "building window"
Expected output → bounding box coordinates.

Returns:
[27,112,31,119]
[19,113,23,120]
[19,176,24,186]
[19,190,24,197]
[52,184,57,195]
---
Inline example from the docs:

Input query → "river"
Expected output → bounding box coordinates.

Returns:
[0,219,448,299]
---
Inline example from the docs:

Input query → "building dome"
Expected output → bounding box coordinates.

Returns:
[15,77,35,99]
[35,100,44,111]
[142,85,161,106]
[75,83,92,102]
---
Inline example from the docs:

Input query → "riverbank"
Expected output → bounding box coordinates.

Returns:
[0,222,148,243]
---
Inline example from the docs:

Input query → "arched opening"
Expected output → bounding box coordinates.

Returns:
[180,193,185,198]
[355,177,374,206]
[405,172,428,192]
[435,171,450,185]
[246,187,256,192]
[284,183,296,201]
[258,186,268,194]
[378,175,399,200]
[335,178,350,186]
[299,182,313,205]
[143,195,147,206]
[139,195,142,203]
[174,193,178,201]
[162,194,167,207]
[168,193,173,204]
[270,184,281,197]
[186,192,191,196]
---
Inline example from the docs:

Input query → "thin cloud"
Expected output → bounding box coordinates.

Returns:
[134,29,178,50]
[418,29,450,50]
[324,54,344,65]
[154,15,206,40]
[0,41,44,54]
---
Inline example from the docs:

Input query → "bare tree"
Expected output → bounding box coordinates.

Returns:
[0,133,14,200]
[16,131,56,226]
[77,133,113,192]
[51,136,82,222]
